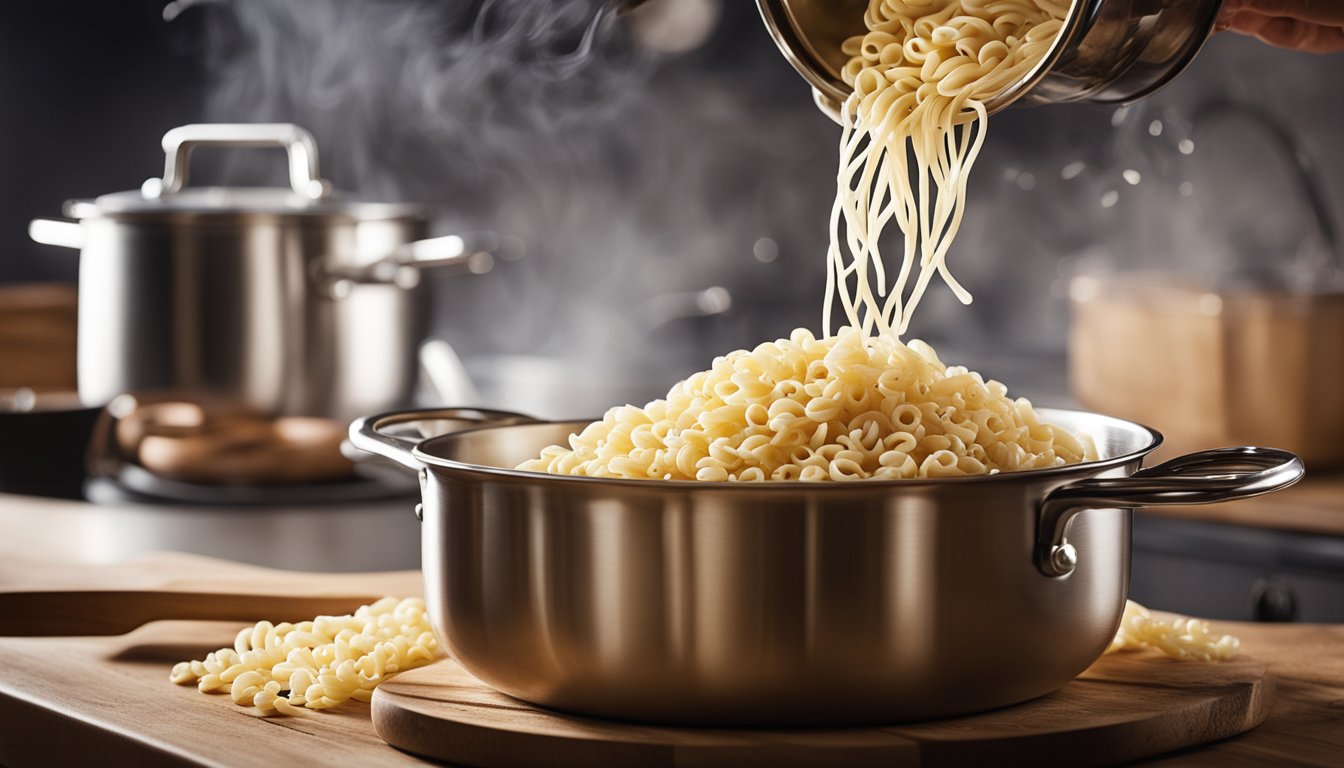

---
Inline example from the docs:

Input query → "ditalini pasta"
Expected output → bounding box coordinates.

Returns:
[518,328,1094,481]
[169,597,436,715]
[1106,600,1240,661]
[830,0,1066,336]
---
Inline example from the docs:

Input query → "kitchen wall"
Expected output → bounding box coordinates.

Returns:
[3,0,1342,408]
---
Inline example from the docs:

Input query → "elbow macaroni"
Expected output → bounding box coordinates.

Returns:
[518,328,1096,481]
[533,2,1079,485]
[169,597,437,715]
[1106,600,1240,661]
[521,1,1078,484]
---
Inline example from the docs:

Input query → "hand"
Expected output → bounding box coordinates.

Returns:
[1217,0,1344,53]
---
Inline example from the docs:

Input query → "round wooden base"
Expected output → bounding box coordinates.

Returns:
[372,652,1272,767]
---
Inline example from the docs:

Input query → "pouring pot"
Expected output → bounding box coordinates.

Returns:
[29,124,493,422]
[756,0,1225,122]
[350,406,1302,725]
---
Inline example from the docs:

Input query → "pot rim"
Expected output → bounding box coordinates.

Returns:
[410,406,1164,490]
[64,191,427,223]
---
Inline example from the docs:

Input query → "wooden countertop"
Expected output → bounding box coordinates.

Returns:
[1,492,1342,766]
[1,621,1339,768]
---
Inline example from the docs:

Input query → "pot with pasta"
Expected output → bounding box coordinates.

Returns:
[349,0,1286,728]
[349,331,1301,725]
[756,0,1225,123]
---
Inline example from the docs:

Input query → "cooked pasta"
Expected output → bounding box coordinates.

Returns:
[1106,600,1240,661]
[829,0,1066,336]
[518,327,1094,481]
[169,597,437,715]
[520,2,1084,482]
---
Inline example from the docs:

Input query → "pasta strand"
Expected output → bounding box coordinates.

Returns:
[832,0,1064,336]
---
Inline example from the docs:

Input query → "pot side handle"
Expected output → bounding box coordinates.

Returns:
[348,407,540,472]
[29,218,85,250]
[320,233,498,289]
[1036,447,1304,577]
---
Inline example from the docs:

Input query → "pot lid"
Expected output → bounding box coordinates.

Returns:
[67,123,424,222]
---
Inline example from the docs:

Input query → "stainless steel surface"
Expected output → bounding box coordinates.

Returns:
[755,0,1225,123]
[27,218,85,249]
[28,124,493,422]
[351,406,1302,725]
[141,123,331,200]
[1036,447,1304,576]
[321,234,496,290]
[69,204,426,421]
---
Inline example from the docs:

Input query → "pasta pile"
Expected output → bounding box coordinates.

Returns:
[519,3,1085,482]
[1106,600,1240,661]
[169,597,437,715]
[518,327,1094,480]
[829,0,1066,336]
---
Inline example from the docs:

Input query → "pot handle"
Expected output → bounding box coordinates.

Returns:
[1036,447,1304,577]
[140,123,331,200]
[29,218,85,250]
[320,234,497,290]
[348,407,540,472]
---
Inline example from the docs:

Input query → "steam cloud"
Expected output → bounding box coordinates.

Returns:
[176,0,835,416]
[173,1,1341,412]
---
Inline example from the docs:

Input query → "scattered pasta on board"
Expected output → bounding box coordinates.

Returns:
[1107,600,1241,661]
[169,597,437,715]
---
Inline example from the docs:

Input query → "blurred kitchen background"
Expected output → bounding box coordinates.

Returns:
[2,0,1342,620]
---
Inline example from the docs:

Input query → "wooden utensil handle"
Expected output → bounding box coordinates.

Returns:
[0,552,423,637]
[0,591,398,637]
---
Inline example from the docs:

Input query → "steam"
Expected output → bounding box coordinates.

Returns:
[175,0,829,411]
[168,1,1343,412]
[192,0,651,205]
[910,33,1344,360]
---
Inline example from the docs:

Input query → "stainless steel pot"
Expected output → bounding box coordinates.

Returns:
[350,406,1302,725]
[755,0,1225,122]
[29,124,493,422]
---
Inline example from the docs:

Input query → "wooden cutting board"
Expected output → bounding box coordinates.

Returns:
[0,546,1340,767]
[0,550,1276,767]
[372,652,1273,768]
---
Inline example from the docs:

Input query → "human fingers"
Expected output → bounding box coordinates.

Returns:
[1219,0,1344,27]
[1222,9,1344,53]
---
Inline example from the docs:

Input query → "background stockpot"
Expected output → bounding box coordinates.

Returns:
[29,124,491,422]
